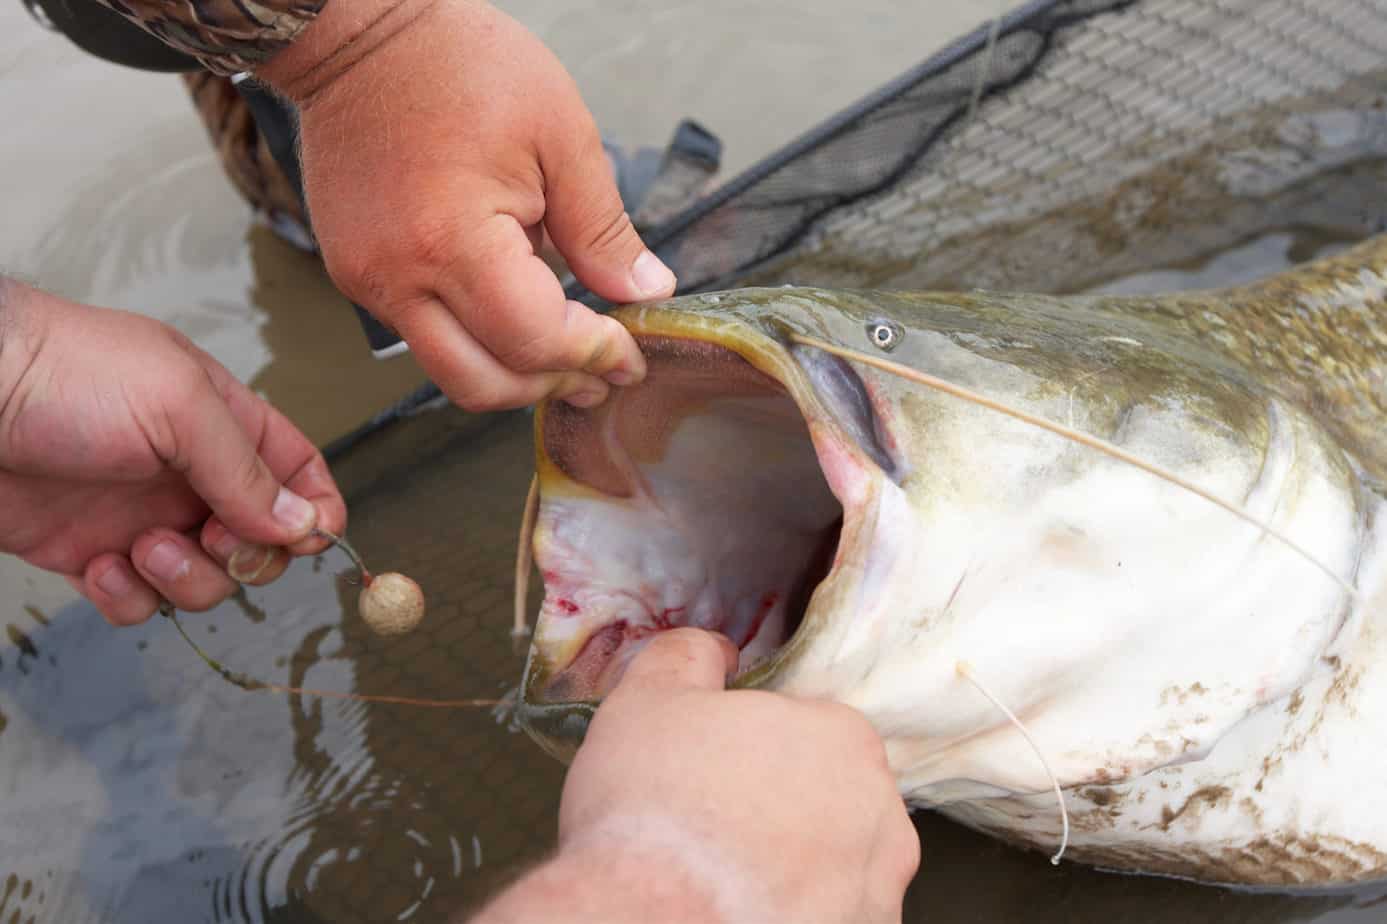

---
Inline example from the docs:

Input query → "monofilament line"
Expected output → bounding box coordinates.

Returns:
[311,527,372,584]
[957,660,1069,865]
[963,0,1007,135]
[788,334,1358,600]
[161,602,502,708]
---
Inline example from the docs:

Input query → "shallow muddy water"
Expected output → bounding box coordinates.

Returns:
[4,1,1387,922]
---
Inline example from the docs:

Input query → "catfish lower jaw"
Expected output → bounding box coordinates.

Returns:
[512,698,595,764]
[524,328,875,712]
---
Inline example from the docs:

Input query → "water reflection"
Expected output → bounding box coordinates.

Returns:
[241,226,427,448]
[0,410,559,923]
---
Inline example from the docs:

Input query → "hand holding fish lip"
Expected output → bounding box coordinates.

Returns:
[476,629,919,923]
[0,279,346,626]
[255,0,676,413]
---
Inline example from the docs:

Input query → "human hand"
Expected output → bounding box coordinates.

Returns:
[258,0,676,412]
[473,629,919,923]
[0,279,345,625]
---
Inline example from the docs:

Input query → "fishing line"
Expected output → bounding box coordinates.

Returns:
[165,527,507,709]
[964,0,1007,135]
[162,603,505,708]
[957,660,1069,865]
[787,333,1360,600]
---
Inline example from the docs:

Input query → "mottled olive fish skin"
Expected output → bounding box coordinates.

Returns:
[520,234,1387,888]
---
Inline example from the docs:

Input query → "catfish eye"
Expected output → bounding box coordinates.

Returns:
[867,321,902,352]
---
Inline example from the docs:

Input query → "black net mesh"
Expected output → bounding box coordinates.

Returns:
[7,1,1387,922]
[615,0,1387,300]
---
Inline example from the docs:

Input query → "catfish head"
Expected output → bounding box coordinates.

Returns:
[515,285,1364,809]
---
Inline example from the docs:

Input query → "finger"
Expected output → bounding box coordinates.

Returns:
[892,808,923,887]
[162,369,319,548]
[80,554,163,626]
[192,353,348,557]
[131,528,239,612]
[439,214,648,387]
[612,628,739,694]
[394,296,612,410]
[814,700,893,767]
[281,453,346,557]
[540,127,678,307]
[870,802,922,909]
[201,519,291,586]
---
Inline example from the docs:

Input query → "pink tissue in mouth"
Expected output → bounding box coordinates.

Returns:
[542,335,787,498]
[543,622,649,700]
[534,333,848,704]
[541,592,785,701]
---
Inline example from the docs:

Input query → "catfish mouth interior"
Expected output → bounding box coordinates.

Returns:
[533,331,889,703]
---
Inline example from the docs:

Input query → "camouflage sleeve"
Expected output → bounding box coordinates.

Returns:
[93,0,327,75]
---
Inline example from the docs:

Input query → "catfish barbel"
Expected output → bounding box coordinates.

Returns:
[514,233,1387,888]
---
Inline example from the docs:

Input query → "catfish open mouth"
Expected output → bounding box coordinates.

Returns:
[525,322,897,709]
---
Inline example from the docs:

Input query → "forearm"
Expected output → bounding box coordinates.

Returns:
[253,0,435,102]
[467,818,747,924]
[471,856,721,924]
[0,277,38,441]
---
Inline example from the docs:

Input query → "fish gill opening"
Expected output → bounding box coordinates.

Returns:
[536,335,849,699]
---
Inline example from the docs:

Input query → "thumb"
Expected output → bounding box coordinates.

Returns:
[612,628,740,694]
[165,374,318,547]
[541,131,678,305]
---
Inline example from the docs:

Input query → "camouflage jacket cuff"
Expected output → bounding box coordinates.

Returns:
[95,0,327,75]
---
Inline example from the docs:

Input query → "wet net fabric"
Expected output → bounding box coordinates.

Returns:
[608,0,1387,301]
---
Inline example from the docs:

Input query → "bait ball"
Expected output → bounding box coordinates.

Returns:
[359,572,426,637]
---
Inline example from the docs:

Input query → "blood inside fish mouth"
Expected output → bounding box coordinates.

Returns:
[531,332,887,703]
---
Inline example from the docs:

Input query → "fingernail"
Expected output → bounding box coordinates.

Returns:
[95,563,135,598]
[228,545,275,583]
[145,540,191,583]
[564,391,606,409]
[630,250,676,298]
[273,487,317,534]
